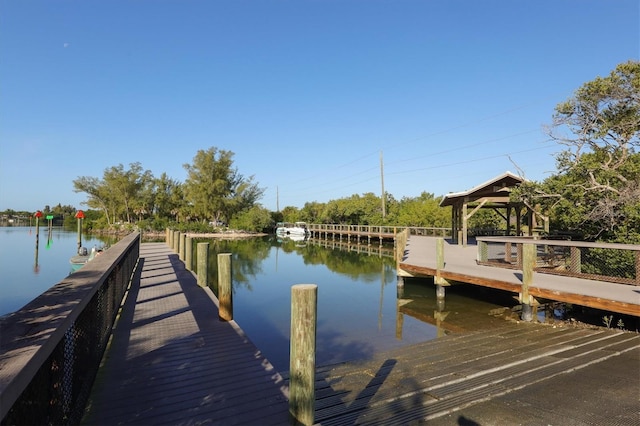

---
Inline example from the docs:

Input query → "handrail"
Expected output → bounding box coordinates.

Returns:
[0,232,140,425]
[307,224,450,238]
[476,236,640,286]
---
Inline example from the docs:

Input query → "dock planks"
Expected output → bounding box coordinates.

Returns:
[83,243,289,425]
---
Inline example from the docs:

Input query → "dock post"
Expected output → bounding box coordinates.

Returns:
[289,284,317,426]
[218,253,233,321]
[185,236,193,271]
[521,243,535,321]
[166,228,171,245]
[435,238,447,299]
[179,233,186,261]
[197,242,209,288]
[168,228,173,248]
[569,246,581,274]
[173,231,180,252]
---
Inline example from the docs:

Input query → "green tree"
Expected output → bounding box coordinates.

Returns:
[153,173,184,220]
[73,175,115,225]
[395,192,449,227]
[230,205,272,232]
[525,60,640,241]
[103,162,153,223]
[280,206,301,223]
[299,201,325,223]
[183,147,264,223]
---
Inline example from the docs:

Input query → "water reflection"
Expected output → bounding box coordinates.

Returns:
[188,235,520,371]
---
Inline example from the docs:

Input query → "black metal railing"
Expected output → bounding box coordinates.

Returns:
[0,232,140,425]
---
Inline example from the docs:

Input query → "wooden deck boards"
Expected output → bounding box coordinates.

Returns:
[399,236,640,316]
[83,243,289,425]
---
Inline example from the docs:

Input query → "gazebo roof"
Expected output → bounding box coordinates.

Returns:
[439,171,524,207]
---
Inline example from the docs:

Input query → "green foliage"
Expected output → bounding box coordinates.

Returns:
[183,147,264,223]
[515,61,640,242]
[394,192,449,227]
[73,162,153,226]
[229,205,272,232]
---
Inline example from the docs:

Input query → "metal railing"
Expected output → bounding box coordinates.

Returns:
[0,232,140,425]
[476,236,640,286]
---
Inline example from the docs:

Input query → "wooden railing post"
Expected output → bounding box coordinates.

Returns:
[569,246,581,273]
[477,240,488,263]
[521,243,535,321]
[218,253,233,321]
[173,231,180,252]
[197,242,209,288]
[179,233,186,261]
[185,236,193,271]
[289,284,317,426]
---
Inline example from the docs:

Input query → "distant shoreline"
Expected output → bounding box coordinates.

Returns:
[91,229,268,240]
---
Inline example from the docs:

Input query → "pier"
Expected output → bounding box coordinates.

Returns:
[397,234,640,317]
[1,231,639,425]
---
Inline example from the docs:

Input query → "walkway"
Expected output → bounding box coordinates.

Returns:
[399,236,640,316]
[83,243,289,425]
[82,240,640,425]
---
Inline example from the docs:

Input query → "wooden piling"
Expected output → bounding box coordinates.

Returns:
[173,231,180,252]
[179,233,186,261]
[197,242,209,288]
[521,243,535,321]
[289,284,317,426]
[218,253,233,321]
[185,236,193,271]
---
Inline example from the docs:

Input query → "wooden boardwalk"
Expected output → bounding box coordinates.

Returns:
[399,236,640,317]
[83,243,289,425]
[82,240,640,425]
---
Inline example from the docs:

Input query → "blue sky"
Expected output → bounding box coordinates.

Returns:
[1,0,638,213]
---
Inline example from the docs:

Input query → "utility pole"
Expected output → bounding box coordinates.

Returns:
[380,151,386,219]
[276,186,280,212]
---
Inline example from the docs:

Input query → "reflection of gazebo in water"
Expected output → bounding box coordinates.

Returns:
[439,171,548,246]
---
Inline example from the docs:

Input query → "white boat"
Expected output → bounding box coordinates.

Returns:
[275,222,310,237]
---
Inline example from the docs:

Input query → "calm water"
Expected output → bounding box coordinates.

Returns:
[196,236,518,371]
[0,228,519,371]
[0,226,111,316]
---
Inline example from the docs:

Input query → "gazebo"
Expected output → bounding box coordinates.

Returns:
[439,171,547,245]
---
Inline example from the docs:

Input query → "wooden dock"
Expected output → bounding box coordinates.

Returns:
[82,240,640,425]
[82,243,290,425]
[398,236,640,317]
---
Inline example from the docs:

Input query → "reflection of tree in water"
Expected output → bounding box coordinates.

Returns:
[192,237,271,295]
[192,236,397,295]
[302,243,396,283]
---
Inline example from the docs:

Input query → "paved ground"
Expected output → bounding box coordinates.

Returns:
[305,323,640,425]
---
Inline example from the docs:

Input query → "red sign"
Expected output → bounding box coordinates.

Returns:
[75,210,85,219]
[34,211,43,218]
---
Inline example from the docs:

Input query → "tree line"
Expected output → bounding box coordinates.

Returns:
[2,61,637,242]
